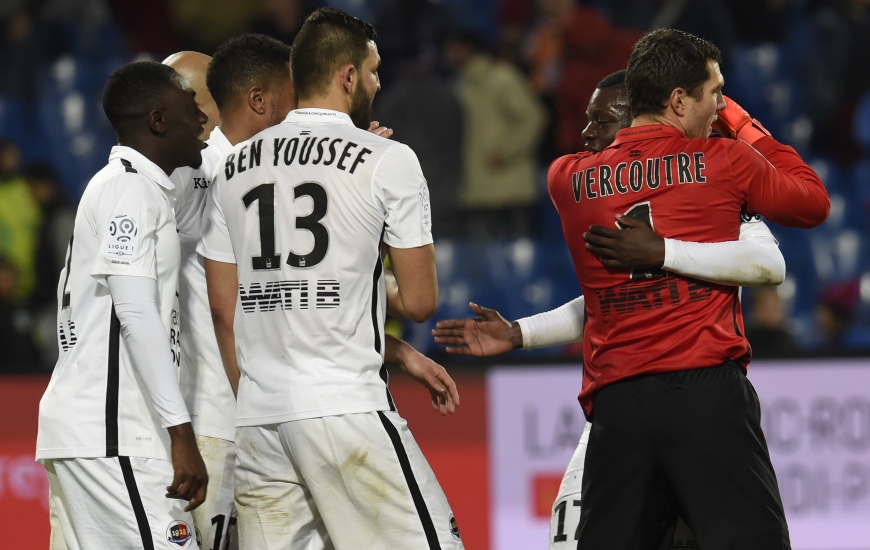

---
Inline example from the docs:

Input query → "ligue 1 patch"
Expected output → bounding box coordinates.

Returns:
[104,213,139,260]
[448,512,461,541]
[166,520,194,548]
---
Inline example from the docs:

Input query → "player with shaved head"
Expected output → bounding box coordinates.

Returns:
[163,51,221,140]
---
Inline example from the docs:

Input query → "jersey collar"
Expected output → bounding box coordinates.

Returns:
[108,146,176,191]
[206,126,232,156]
[611,124,686,147]
[284,108,354,127]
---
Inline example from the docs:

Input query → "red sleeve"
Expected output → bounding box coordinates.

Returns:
[547,153,588,210]
[727,136,830,228]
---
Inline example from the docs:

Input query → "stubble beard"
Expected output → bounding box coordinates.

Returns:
[349,81,374,130]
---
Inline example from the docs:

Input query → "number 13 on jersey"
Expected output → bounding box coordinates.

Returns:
[243,182,330,271]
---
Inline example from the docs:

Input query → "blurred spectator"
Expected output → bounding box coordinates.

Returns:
[495,0,534,66]
[250,0,316,46]
[0,6,66,99]
[0,254,39,372]
[375,72,463,239]
[373,0,454,85]
[169,0,263,52]
[24,161,74,367]
[446,30,545,239]
[25,161,73,304]
[109,0,180,56]
[804,0,870,162]
[553,2,639,155]
[725,0,790,43]
[0,140,41,302]
[607,0,735,65]
[815,279,862,351]
[745,287,797,358]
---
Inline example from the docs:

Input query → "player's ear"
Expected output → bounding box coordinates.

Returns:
[247,86,267,116]
[669,87,687,117]
[339,63,355,95]
[148,109,166,136]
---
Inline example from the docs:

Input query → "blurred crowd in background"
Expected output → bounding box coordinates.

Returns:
[1,0,870,372]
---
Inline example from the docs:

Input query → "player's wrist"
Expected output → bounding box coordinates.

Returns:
[168,422,196,442]
[509,321,524,350]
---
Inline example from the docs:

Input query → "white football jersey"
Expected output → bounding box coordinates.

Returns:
[172,127,236,441]
[199,109,433,426]
[37,147,181,461]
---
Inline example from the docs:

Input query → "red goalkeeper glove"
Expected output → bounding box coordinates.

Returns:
[712,95,771,145]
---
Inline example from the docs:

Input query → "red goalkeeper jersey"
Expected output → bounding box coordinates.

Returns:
[548,125,829,417]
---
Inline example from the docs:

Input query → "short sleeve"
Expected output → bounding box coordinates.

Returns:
[91,178,161,284]
[372,144,433,249]
[197,179,236,263]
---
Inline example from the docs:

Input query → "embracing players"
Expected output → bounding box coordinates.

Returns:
[435,44,825,548]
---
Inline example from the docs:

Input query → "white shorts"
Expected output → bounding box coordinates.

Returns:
[234,410,465,550]
[46,456,199,549]
[190,435,237,550]
[548,423,698,549]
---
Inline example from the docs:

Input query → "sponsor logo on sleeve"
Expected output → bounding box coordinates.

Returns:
[419,181,432,232]
[104,214,139,260]
[166,520,193,548]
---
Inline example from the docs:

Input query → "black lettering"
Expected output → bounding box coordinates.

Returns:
[645,279,670,309]
[350,147,372,174]
[687,282,713,302]
[284,138,299,165]
[677,152,693,184]
[584,167,597,199]
[614,162,628,194]
[273,138,286,165]
[693,152,706,183]
[595,287,626,316]
[629,161,643,192]
[237,146,247,173]
[598,165,614,197]
[298,137,316,165]
[571,171,583,202]
[323,138,342,166]
[662,155,675,186]
[625,286,654,312]
[224,153,235,179]
[667,277,681,307]
[646,158,661,189]
[336,141,358,171]
[312,137,329,164]
[249,139,262,169]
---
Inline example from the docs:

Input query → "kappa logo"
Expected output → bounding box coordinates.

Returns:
[448,512,461,542]
[166,520,193,548]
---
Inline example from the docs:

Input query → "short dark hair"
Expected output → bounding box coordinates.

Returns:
[597,70,626,90]
[626,29,722,119]
[207,33,292,112]
[102,61,182,131]
[290,7,376,101]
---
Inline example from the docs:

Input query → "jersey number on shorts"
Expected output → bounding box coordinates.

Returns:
[619,202,667,281]
[243,182,330,270]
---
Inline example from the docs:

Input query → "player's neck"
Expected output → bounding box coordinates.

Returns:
[297,88,351,116]
[631,113,686,136]
[219,112,263,147]
[116,136,174,175]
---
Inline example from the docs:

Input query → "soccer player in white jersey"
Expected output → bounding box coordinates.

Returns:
[36,61,209,549]
[433,70,787,550]
[166,35,295,550]
[200,8,463,549]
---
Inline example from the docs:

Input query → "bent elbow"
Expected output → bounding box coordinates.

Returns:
[407,302,438,323]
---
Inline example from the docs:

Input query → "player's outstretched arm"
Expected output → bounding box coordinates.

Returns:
[432,303,522,356]
[584,214,786,287]
[204,258,241,395]
[106,275,208,511]
[385,335,459,415]
[386,244,438,322]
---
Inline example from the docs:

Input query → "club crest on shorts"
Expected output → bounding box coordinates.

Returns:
[166,520,193,548]
[448,512,461,541]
